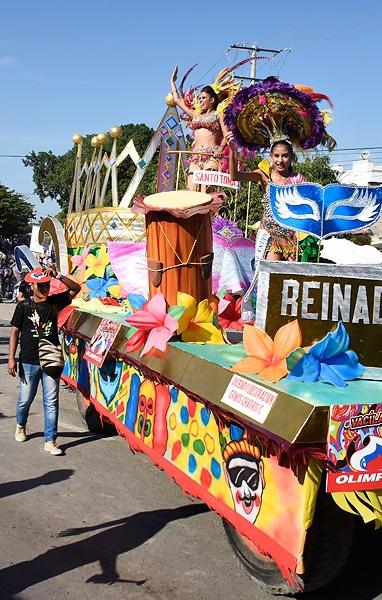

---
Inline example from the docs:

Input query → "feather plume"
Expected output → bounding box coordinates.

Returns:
[294,84,334,109]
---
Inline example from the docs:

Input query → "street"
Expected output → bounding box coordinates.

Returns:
[0,301,381,600]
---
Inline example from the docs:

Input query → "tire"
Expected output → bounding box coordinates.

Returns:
[76,388,116,435]
[223,480,354,595]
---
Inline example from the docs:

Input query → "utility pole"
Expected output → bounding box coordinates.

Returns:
[229,43,288,84]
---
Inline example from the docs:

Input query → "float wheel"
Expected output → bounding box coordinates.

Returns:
[222,482,354,595]
[76,389,115,435]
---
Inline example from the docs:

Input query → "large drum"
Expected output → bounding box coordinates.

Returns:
[138,191,221,306]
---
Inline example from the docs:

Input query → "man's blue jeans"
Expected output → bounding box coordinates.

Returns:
[16,363,60,442]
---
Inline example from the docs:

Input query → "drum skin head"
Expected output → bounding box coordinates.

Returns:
[143,190,212,210]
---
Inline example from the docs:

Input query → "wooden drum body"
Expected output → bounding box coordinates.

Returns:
[146,211,213,306]
[137,191,221,306]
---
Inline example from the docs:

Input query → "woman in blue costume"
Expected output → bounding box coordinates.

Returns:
[171,66,228,190]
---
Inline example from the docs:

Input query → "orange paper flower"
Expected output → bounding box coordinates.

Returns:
[232,320,302,382]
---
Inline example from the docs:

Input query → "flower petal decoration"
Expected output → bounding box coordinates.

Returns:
[125,329,147,353]
[176,292,224,344]
[84,245,110,280]
[127,294,147,310]
[85,276,118,298]
[288,321,365,388]
[218,294,246,330]
[125,292,179,357]
[232,320,302,383]
[72,245,90,269]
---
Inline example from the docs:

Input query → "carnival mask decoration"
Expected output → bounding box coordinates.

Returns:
[134,380,156,447]
[97,357,123,406]
[269,183,382,239]
[223,439,265,522]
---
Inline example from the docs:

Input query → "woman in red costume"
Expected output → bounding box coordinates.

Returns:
[171,66,228,190]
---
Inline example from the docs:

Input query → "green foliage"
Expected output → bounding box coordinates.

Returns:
[0,184,35,243]
[220,156,263,233]
[295,154,339,186]
[23,123,158,214]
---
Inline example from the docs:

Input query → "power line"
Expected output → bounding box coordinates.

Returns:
[0,154,26,158]
[315,146,382,153]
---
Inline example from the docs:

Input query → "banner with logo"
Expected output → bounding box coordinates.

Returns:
[327,403,382,492]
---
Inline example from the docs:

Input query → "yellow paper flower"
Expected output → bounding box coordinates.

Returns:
[232,320,302,382]
[177,292,224,343]
[84,245,110,280]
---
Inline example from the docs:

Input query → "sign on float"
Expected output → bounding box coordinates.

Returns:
[192,170,240,190]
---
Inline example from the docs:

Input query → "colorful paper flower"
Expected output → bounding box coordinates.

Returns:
[288,321,365,388]
[232,320,302,382]
[176,292,224,343]
[108,284,128,299]
[125,293,178,356]
[84,245,110,280]
[85,276,118,298]
[218,294,247,330]
[71,245,90,270]
[125,329,148,353]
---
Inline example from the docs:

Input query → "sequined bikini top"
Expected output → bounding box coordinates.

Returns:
[190,112,221,134]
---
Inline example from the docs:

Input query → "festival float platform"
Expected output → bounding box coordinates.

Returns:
[62,307,328,444]
[62,304,382,445]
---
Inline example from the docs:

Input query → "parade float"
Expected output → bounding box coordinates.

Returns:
[16,73,382,594]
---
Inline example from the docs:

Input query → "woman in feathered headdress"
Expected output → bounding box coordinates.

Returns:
[225,77,335,261]
[170,61,250,190]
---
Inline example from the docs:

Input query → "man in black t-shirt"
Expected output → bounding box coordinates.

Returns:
[8,267,81,455]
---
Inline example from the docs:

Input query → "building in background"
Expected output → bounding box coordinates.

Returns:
[332,153,382,248]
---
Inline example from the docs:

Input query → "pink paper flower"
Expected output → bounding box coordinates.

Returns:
[72,245,90,269]
[258,95,266,105]
[125,293,178,356]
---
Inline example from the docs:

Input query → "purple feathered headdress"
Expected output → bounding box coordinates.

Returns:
[224,77,333,152]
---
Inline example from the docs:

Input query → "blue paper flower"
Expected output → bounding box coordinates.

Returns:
[86,276,118,298]
[127,293,147,310]
[288,321,365,388]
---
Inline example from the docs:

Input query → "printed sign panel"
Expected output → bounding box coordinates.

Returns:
[84,319,121,368]
[192,170,240,190]
[256,262,382,368]
[327,403,382,492]
[220,374,278,424]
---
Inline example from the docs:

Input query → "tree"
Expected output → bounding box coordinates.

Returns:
[0,184,35,248]
[295,154,338,186]
[23,123,158,214]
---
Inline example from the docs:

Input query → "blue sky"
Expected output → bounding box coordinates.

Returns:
[0,0,381,218]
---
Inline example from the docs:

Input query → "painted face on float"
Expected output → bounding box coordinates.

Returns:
[225,452,265,522]
[271,143,293,175]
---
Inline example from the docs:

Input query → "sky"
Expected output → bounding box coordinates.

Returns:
[0,0,381,218]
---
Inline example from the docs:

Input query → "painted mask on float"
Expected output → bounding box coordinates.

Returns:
[135,380,156,447]
[97,357,123,406]
[223,440,265,522]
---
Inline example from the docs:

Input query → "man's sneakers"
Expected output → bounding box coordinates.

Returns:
[15,424,27,442]
[15,427,63,455]
[44,441,63,456]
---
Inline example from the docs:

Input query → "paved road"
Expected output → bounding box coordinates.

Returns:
[0,301,382,600]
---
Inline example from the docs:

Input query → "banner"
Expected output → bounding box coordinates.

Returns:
[192,170,240,190]
[327,403,382,492]
[84,319,121,368]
